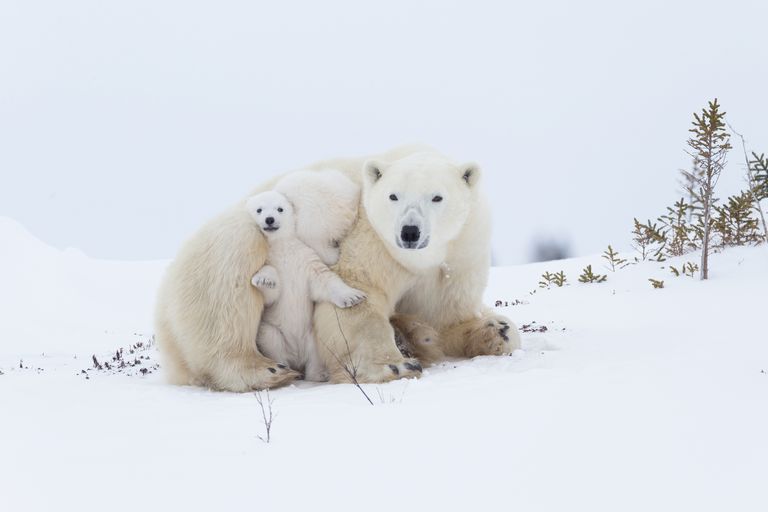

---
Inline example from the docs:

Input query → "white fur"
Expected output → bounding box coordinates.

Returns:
[245,189,365,381]
[313,151,520,382]
[362,154,480,272]
[154,145,520,391]
[274,169,360,266]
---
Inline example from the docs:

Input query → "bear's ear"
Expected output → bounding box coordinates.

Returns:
[363,160,385,185]
[460,163,481,187]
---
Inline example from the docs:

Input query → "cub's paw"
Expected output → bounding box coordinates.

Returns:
[252,275,278,289]
[331,287,367,309]
[466,315,521,357]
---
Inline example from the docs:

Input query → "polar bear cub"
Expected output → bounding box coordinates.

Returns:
[245,176,365,381]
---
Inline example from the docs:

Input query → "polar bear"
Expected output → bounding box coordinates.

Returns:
[245,189,366,382]
[154,146,520,392]
[312,151,521,382]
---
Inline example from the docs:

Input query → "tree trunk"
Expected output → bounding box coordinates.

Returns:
[700,207,710,280]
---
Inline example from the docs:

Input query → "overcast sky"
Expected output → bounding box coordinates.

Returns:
[1,0,766,264]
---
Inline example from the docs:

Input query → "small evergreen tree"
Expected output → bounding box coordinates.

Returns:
[713,191,763,246]
[658,198,696,256]
[683,261,699,277]
[538,272,555,289]
[679,156,703,223]
[551,271,567,287]
[539,271,567,288]
[579,265,607,283]
[631,218,667,262]
[748,152,768,240]
[670,261,699,278]
[728,123,767,242]
[682,99,731,280]
[602,245,627,272]
[752,152,768,201]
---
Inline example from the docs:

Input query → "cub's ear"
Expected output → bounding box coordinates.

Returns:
[363,160,385,185]
[459,163,481,187]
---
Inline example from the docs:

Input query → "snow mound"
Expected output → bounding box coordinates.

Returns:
[1,217,767,511]
[0,217,167,357]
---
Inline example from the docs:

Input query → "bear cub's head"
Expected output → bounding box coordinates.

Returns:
[362,152,481,268]
[245,190,296,239]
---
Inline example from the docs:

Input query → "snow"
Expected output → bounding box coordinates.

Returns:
[1,216,766,511]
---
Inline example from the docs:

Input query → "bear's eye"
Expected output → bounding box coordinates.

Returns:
[277,207,284,213]
[331,239,340,248]
[256,208,262,214]
[432,195,443,203]
[389,194,398,201]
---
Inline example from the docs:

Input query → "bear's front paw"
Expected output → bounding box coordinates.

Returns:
[332,357,423,384]
[331,287,367,309]
[466,314,521,357]
[252,275,277,289]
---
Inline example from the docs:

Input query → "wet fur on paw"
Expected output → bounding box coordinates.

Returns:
[461,314,520,357]
[390,314,444,366]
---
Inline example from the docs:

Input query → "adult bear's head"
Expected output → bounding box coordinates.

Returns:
[362,152,481,270]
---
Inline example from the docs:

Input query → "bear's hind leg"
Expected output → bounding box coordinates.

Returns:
[314,301,423,384]
[154,314,194,386]
[205,349,302,392]
[390,314,445,366]
[439,313,521,358]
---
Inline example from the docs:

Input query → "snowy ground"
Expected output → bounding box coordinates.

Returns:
[1,216,766,511]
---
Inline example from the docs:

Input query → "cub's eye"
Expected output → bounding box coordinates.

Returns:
[277,207,284,213]
[331,239,340,248]
[256,208,262,214]
[389,194,398,201]
[432,195,443,203]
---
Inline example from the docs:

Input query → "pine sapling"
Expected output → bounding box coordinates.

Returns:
[538,271,555,289]
[670,261,699,278]
[602,245,627,272]
[713,191,763,246]
[578,265,607,283]
[751,152,768,201]
[683,98,731,280]
[539,271,567,288]
[728,123,768,241]
[748,152,768,240]
[683,261,699,277]
[631,218,667,262]
[658,198,696,256]
[679,156,703,220]
[648,278,665,289]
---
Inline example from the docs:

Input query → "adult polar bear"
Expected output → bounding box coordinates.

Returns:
[155,146,520,391]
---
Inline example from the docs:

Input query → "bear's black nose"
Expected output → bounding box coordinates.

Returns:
[265,217,275,225]
[400,225,420,243]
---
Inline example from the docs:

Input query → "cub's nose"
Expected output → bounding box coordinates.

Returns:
[265,217,275,225]
[400,225,420,243]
